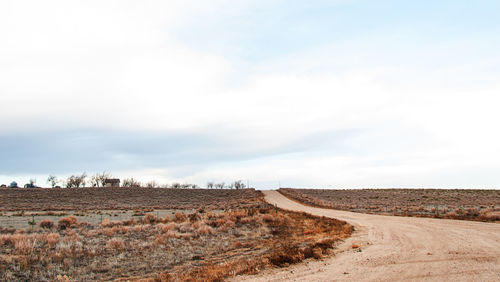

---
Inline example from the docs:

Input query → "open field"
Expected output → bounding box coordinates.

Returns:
[235,191,500,281]
[0,187,262,211]
[0,188,352,281]
[279,188,500,222]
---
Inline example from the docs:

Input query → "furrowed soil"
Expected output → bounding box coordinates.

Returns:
[279,188,500,222]
[0,187,262,211]
[234,190,500,281]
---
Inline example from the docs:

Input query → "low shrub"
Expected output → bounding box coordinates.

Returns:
[196,224,213,235]
[179,222,194,233]
[268,245,304,266]
[188,212,201,222]
[106,238,124,251]
[161,222,178,232]
[58,216,78,230]
[40,219,54,229]
[143,213,157,224]
[173,212,187,222]
[46,233,60,247]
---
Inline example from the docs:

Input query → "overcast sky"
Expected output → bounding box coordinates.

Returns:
[1,1,500,188]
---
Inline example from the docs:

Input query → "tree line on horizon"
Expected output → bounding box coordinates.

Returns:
[2,172,248,189]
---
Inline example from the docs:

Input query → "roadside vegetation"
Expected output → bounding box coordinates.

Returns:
[0,189,352,281]
[279,188,500,222]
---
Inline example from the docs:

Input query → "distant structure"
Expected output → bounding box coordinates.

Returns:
[104,178,120,187]
[9,181,18,188]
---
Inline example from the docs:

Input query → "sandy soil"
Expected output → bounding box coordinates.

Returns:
[233,190,500,282]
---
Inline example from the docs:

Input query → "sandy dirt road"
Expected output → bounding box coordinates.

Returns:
[233,190,500,282]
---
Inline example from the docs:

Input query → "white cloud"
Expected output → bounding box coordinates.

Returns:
[1,1,499,188]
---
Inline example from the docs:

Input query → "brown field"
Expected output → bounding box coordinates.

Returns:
[279,188,500,222]
[0,188,352,281]
[0,187,262,211]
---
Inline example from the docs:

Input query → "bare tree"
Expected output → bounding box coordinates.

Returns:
[171,182,182,189]
[233,180,246,189]
[215,182,225,189]
[206,182,214,189]
[66,173,87,188]
[145,181,158,188]
[47,175,58,188]
[90,171,111,187]
[89,175,98,187]
[122,178,141,187]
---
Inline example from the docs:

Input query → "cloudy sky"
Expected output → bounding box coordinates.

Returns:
[1,1,499,188]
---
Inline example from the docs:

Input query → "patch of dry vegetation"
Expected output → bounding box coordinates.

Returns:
[0,202,352,281]
[279,188,500,222]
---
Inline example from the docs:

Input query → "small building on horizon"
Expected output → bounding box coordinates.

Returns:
[104,178,120,187]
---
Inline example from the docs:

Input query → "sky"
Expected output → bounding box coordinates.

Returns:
[1,1,500,189]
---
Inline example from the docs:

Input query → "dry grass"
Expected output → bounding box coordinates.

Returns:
[279,188,500,222]
[39,219,54,229]
[106,238,124,251]
[57,216,78,230]
[173,212,187,222]
[0,189,353,281]
[0,202,352,281]
[46,233,60,247]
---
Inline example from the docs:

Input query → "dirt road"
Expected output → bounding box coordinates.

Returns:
[234,190,500,281]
